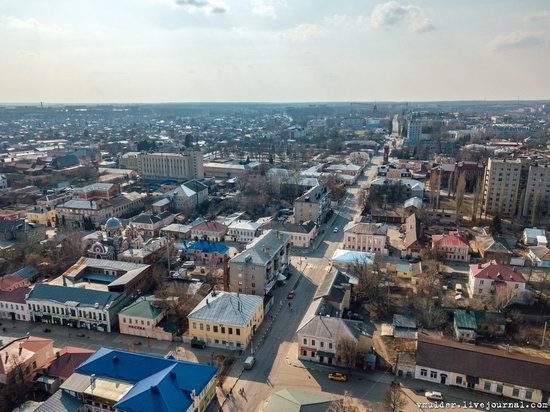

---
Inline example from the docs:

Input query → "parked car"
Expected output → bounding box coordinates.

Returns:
[328,372,348,382]
[425,391,444,401]
[244,356,256,370]
[287,290,295,299]
[333,227,339,233]
[346,311,364,321]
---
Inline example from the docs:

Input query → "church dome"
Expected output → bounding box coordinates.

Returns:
[105,217,123,231]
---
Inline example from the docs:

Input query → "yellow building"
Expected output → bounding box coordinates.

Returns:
[187,290,264,350]
[26,206,57,227]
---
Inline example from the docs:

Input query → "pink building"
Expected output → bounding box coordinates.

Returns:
[432,231,470,262]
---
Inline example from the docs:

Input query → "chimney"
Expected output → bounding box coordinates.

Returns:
[19,343,22,355]
[56,351,60,358]
[223,256,229,291]
[478,263,482,269]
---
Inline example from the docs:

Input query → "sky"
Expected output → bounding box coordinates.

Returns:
[0,0,549,103]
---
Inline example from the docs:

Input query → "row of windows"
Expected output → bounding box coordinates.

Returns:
[302,337,333,350]
[122,317,152,326]
[192,322,242,335]
[0,302,25,311]
[29,303,107,321]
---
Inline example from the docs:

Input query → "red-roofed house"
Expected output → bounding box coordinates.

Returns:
[0,275,30,292]
[191,221,228,242]
[38,346,95,393]
[468,261,527,302]
[432,231,470,262]
[0,336,54,384]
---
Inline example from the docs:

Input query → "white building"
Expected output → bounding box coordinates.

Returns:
[0,287,31,321]
[343,222,388,255]
[468,261,527,302]
[226,220,261,243]
[119,151,204,181]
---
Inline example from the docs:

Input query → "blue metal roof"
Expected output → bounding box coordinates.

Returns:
[76,348,217,412]
[176,240,229,254]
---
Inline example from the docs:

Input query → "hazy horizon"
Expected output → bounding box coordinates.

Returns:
[1,0,549,103]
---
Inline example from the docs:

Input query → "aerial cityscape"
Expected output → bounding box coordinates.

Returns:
[0,1,549,412]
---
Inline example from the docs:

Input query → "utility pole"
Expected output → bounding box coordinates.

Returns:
[542,321,547,348]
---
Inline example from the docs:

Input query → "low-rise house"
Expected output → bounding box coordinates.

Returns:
[260,220,317,248]
[74,183,119,200]
[393,314,417,340]
[177,240,230,265]
[265,390,333,412]
[313,268,352,316]
[528,246,550,268]
[454,309,506,342]
[191,221,228,242]
[294,185,331,225]
[226,220,261,243]
[62,347,218,412]
[0,274,30,292]
[160,223,193,240]
[473,229,513,265]
[297,316,371,366]
[129,211,174,237]
[118,295,174,341]
[415,335,550,404]
[0,336,54,384]
[431,231,470,262]
[229,230,291,295]
[0,219,47,259]
[453,309,477,342]
[468,261,528,303]
[26,205,57,227]
[402,213,424,258]
[343,222,388,255]
[370,177,424,200]
[38,346,95,394]
[188,290,264,350]
[522,228,548,246]
[0,286,30,321]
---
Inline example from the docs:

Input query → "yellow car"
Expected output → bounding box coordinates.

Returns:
[328,372,348,382]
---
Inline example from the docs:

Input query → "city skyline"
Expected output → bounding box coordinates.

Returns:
[1,0,550,103]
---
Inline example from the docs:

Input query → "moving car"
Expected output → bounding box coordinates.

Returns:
[328,372,348,382]
[425,391,444,401]
[287,290,295,299]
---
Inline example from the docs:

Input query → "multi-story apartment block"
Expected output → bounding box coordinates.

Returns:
[229,230,291,295]
[406,117,423,147]
[119,151,204,181]
[481,158,522,218]
[521,163,550,224]
[294,185,331,225]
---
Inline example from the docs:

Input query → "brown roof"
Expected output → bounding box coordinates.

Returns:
[417,335,550,392]
[470,261,526,283]
[345,222,388,236]
[403,214,423,249]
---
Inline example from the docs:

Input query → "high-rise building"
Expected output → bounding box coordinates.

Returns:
[405,117,423,147]
[521,163,550,223]
[481,158,522,218]
[119,151,204,181]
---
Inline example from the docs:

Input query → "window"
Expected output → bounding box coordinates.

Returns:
[456,376,463,385]
[206,324,210,331]
[525,391,533,400]
[479,289,483,293]
[514,284,519,289]
[192,322,196,329]
[310,351,315,358]
[430,371,437,379]
[420,369,427,377]
[221,326,226,334]
[303,338,307,345]
[228,327,233,335]
[496,384,503,394]
[512,388,520,397]
[320,341,324,348]
[236,328,240,335]
[480,280,484,285]
[213,326,218,333]
[302,350,307,356]
[484,382,491,391]
[200,323,204,330]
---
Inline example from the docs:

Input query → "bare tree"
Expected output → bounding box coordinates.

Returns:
[351,263,390,319]
[383,383,407,412]
[337,337,358,371]
[0,354,36,411]
[328,391,366,412]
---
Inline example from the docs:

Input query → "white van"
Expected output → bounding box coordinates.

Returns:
[244,356,256,370]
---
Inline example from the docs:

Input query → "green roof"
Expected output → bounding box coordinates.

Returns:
[266,389,332,412]
[119,296,163,319]
[454,309,477,330]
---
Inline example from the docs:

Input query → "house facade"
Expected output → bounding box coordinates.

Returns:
[293,185,331,225]
[467,261,527,302]
[343,222,388,255]
[431,231,470,262]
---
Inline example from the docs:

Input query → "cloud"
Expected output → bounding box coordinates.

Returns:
[324,14,350,27]
[412,18,434,33]
[251,0,286,19]
[369,1,433,33]
[0,16,62,33]
[491,31,544,51]
[275,23,324,42]
[525,10,550,22]
[174,0,228,14]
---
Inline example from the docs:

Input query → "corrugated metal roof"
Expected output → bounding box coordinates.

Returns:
[188,291,263,326]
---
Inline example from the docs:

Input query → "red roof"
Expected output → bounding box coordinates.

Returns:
[46,346,95,380]
[0,286,31,304]
[470,261,526,283]
[192,221,227,233]
[432,231,469,247]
